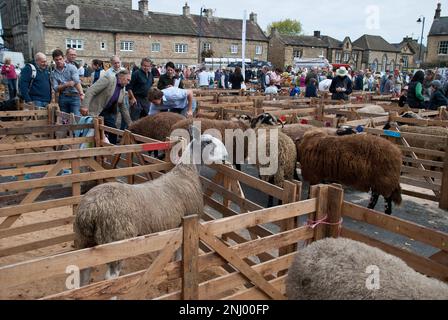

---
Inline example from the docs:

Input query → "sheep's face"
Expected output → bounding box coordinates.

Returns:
[200,134,229,164]
[251,113,280,129]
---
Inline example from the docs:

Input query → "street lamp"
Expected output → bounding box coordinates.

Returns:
[198,7,207,64]
[417,16,426,66]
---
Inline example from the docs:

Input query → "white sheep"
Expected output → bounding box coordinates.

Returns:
[286,237,448,300]
[74,130,229,286]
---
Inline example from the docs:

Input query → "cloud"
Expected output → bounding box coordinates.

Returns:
[133,0,439,43]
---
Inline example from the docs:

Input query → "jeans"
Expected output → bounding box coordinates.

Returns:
[100,110,118,144]
[33,101,50,109]
[59,94,81,116]
[130,97,151,121]
[7,79,17,100]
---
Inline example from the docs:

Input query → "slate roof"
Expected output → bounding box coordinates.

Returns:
[36,0,268,42]
[352,35,400,53]
[278,34,363,51]
[429,17,448,36]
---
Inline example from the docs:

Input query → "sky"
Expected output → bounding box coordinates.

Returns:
[132,0,443,45]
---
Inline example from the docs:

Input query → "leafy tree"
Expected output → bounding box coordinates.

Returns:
[267,19,303,36]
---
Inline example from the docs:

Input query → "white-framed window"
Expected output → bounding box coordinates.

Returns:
[382,54,388,72]
[438,41,448,55]
[255,45,263,55]
[335,52,341,63]
[293,49,302,58]
[100,42,106,50]
[120,41,134,52]
[66,39,84,50]
[402,55,409,68]
[352,52,358,62]
[203,42,211,51]
[151,43,161,52]
[371,59,378,72]
[343,52,350,62]
[175,43,188,53]
[230,44,238,54]
[175,64,186,70]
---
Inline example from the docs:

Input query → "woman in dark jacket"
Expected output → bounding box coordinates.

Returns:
[305,78,318,98]
[429,80,448,110]
[229,67,244,90]
[407,70,425,108]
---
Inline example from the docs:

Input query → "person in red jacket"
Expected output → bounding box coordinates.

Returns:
[1,58,18,100]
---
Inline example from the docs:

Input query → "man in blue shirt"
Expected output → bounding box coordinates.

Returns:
[18,52,52,108]
[147,87,195,117]
[51,49,84,115]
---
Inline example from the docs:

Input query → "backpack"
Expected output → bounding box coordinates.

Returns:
[18,64,37,100]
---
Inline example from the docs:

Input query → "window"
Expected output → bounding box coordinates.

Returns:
[230,44,238,54]
[346,42,350,49]
[293,49,303,59]
[203,42,211,51]
[343,52,350,62]
[66,39,84,50]
[390,59,395,71]
[175,43,188,53]
[120,41,134,52]
[371,59,378,72]
[255,45,263,55]
[100,42,106,50]
[352,53,358,62]
[402,56,409,68]
[438,41,448,55]
[382,54,388,72]
[335,52,341,63]
[175,64,186,70]
[151,43,161,52]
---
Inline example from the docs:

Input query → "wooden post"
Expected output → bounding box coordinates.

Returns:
[440,140,448,210]
[309,185,328,242]
[182,215,199,300]
[71,158,81,214]
[279,181,298,256]
[325,185,344,238]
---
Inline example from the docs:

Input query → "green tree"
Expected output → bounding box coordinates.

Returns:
[267,19,303,36]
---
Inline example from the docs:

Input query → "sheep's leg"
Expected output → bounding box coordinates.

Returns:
[80,267,92,287]
[367,192,380,210]
[385,197,393,215]
[267,195,274,208]
[105,261,122,280]
[235,163,242,171]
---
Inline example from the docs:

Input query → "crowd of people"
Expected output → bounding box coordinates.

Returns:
[2,47,448,145]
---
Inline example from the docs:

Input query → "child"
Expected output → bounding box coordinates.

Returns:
[398,86,408,107]
[289,83,301,97]
[265,80,278,95]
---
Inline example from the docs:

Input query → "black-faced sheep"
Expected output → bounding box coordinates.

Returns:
[250,114,298,207]
[298,128,402,215]
[128,112,186,142]
[74,132,229,286]
[286,238,448,300]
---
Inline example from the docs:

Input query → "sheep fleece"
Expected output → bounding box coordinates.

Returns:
[298,129,402,203]
[74,164,203,247]
[286,238,448,300]
[128,113,185,141]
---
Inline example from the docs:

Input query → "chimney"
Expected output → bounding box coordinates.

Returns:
[204,8,213,18]
[314,31,321,38]
[183,2,190,16]
[435,3,442,19]
[138,0,149,15]
[249,12,257,24]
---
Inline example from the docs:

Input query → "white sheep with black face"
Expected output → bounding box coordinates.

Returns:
[74,128,228,286]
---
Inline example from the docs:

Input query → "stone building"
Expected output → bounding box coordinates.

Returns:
[0,0,31,60]
[26,0,268,68]
[426,3,448,66]
[392,37,426,72]
[352,34,401,72]
[268,30,363,70]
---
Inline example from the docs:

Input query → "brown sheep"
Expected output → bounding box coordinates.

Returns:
[128,113,186,142]
[298,129,402,215]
